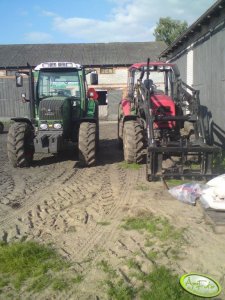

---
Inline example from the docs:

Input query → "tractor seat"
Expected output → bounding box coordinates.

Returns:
[144,79,153,89]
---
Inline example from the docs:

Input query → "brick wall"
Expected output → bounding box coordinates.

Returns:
[86,67,128,87]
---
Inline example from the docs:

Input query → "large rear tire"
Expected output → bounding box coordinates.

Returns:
[123,120,145,163]
[7,122,34,167]
[78,122,96,167]
[117,117,123,150]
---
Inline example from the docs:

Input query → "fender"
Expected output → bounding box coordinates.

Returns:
[123,115,137,123]
[11,117,33,127]
[80,117,97,124]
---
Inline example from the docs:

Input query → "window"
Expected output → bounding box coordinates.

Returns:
[37,70,80,100]
[100,67,114,74]
[6,70,16,76]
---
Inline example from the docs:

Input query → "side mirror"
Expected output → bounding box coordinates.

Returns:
[90,73,98,85]
[15,72,23,87]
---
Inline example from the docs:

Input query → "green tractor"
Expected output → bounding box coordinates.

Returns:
[7,62,99,167]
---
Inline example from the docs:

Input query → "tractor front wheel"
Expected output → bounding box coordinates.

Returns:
[7,122,34,167]
[123,120,145,163]
[78,122,96,167]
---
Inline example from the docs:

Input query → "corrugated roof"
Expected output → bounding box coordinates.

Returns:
[0,41,166,69]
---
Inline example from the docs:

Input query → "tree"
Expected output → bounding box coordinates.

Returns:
[154,17,188,46]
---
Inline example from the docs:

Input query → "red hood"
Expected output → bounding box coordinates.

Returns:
[150,93,176,129]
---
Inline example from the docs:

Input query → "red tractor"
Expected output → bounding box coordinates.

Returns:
[118,59,219,181]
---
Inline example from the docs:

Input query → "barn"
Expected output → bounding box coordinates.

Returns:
[160,0,225,147]
[0,41,165,121]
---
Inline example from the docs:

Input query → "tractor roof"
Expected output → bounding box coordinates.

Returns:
[35,62,82,71]
[129,61,175,70]
[129,61,180,77]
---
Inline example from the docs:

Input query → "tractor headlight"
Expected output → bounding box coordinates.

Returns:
[53,123,62,129]
[40,123,48,130]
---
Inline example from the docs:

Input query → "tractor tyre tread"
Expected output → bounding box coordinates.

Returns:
[79,122,96,167]
[7,122,34,168]
[123,120,145,164]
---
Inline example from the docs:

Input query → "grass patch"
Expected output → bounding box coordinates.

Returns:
[139,265,199,300]
[71,275,84,284]
[126,258,141,271]
[144,238,154,247]
[170,248,183,260]
[28,274,52,292]
[119,161,141,170]
[98,260,117,277]
[97,221,111,226]
[0,277,9,289]
[99,260,137,299]
[105,278,136,300]
[166,179,191,188]
[122,215,183,242]
[52,278,70,291]
[213,150,225,173]
[135,184,149,191]
[101,260,198,300]
[0,241,81,295]
[147,250,158,261]
[190,163,201,170]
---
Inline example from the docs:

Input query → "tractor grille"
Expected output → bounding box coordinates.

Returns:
[39,98,65,120]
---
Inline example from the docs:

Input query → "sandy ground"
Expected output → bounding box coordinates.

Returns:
[0,122,225,299]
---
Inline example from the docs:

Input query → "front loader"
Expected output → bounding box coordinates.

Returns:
[7,62,99,167]
[118,59,220,181]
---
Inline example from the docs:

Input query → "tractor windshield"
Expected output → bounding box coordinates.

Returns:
[37,69,80,101]
[134,69,172,96]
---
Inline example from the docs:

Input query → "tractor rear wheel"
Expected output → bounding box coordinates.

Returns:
[123,120,145,163]
[78,122,96,167]
[7,122,34,167]
[117,118,123,149]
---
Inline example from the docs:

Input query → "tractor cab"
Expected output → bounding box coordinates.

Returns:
[34,62,85,136]
[35,62,83,100]
[128,62,180,98]
[8,62,99,167]
[128,62,180,132]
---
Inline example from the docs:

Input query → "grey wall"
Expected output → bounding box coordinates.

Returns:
[107,90,122,121]
[0,77,30,120]
[171,53,187,84]
[193,28,225,147]
[168,20,225,147]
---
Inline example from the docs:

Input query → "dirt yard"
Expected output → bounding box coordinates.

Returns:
[0,122,225,299]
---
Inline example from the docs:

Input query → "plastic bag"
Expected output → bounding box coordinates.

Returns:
[206,174,225,189]
[168,183,203,205]
[200,186,225,210]
[199,174,225,210]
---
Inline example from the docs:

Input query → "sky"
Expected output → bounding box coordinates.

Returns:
[0,0,216,45]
